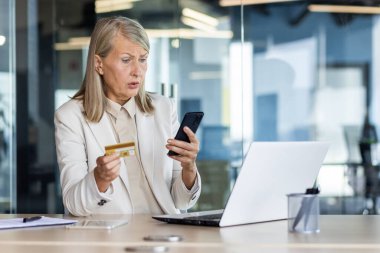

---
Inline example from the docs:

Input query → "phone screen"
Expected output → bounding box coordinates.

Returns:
[168,112,204,156]
[66,220,128,230]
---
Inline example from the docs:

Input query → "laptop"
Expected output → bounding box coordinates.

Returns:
[153,141,329,227]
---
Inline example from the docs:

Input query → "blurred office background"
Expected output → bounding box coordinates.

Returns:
[2,0,380,214]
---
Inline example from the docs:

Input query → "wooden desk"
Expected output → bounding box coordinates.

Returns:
[1,214,380,252]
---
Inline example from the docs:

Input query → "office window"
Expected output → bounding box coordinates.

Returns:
[244,2,380,214]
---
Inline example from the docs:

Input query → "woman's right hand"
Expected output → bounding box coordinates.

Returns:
[94,153,121,192]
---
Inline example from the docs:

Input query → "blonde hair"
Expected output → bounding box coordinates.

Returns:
[73,16,154,122]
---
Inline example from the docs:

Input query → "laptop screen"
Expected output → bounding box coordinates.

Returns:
[219,142,329,227]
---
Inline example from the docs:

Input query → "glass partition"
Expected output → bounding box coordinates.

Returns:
[10,0,380,215]
[0,0,16,213]
[176,3,243,211]
[243,2,380,214]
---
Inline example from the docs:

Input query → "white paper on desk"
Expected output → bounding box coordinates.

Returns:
[0,216,77,229]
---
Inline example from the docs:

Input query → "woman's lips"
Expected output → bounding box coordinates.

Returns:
[128,82,139,88]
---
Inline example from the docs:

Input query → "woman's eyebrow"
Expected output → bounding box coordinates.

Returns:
[120,52,148,57]
[120,52,133,56]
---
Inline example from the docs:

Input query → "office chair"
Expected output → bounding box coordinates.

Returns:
[343,125,364,197]
[359,117,380,214]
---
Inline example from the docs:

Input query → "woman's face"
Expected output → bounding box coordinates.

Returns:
[96,34,148,105]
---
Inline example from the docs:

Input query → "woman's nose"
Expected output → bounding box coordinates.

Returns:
[130,60,142,77]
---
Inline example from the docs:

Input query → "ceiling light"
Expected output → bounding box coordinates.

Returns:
[181,16,216,32]
[219,0,302,7]
[54,37,91,50]
[182,8,219,27]
[54,29,233,50]
[68,37,91,45]
[145,28,233,39]
[54,43,85,51]
[308,4,380,14]
[0,35,6,46]
[95,0,139,13]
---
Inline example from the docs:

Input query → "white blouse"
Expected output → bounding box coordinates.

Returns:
[106,97,163,214]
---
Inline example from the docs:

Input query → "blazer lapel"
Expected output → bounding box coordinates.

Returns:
[135,110,155,182]
[86,114,116,151]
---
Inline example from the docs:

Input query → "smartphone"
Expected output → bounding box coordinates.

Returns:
[66,220,128,230]
[168,112,204,156]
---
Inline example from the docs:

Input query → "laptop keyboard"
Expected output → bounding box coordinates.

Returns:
[186,213,223,221]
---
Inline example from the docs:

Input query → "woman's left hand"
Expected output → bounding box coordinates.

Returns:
[166,126,199,189]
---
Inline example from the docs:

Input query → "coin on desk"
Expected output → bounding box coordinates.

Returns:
[125,246,168,252]
[143,235,183,242]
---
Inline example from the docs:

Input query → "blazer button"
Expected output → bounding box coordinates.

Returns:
[98,199,107,206]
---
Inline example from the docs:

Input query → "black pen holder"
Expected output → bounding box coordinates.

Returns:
[287,193,320,233]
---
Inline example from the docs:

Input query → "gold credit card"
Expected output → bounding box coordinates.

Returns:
[105,142,136,157]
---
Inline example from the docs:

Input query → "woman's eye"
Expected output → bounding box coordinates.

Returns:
[122,58,131,63]
[139,58,147,63]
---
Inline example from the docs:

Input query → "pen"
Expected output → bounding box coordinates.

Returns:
[292,187,319,231]
[23,216,43,223]
[303,187,319,230]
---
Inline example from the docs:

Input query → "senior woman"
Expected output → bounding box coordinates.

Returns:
[55,16,201,216]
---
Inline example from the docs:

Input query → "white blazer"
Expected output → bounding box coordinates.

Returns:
[55,93,201,216]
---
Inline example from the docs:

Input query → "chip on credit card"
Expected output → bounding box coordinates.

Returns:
[105,142,136,157]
